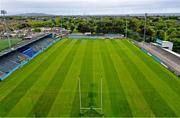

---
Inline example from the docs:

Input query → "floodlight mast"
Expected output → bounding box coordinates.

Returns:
[125,15,129,38]
[1,10,11,49]
[143,13,148,42]
[61,15,63,29]
[60,15,63,37]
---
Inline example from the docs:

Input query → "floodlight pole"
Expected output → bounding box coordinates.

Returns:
[100,16,103,33]
[61,15,63,34]
[1,10,11,49]
[125,19,128,38]
[125,15,129,38]
[143,13,147,42]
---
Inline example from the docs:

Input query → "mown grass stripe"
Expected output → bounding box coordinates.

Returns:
[69,41,89,117]
[112,40,177,117]
[79,40,94,109]
[6,40,76,116]
[70,40,102,117]
[92,40,106,110]
[0,39,72,117]
[28,40,81,117]
[95,40,113,116]
[70,86,80,117]
[123,40,180,96]
[106,40,154,116]
[48,40,87,117]
[99,40,132,117]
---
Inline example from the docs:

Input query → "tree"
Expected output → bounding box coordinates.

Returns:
[55,17,61,27]
[77,20,95,33]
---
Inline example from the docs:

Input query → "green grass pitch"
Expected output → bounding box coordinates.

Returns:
[0,38,22,51]
[0,39,180,117]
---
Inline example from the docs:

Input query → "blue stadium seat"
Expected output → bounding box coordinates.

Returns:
[22,48,38,57]
[0,35,56,77]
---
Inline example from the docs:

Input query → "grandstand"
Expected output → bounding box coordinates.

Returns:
[0,33,59,80]
[0,33,51,57]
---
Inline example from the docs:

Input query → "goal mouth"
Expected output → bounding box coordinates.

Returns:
[78,77,104,117]
[79,107,104,117]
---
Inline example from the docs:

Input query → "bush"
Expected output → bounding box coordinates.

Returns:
[33,28,41,32]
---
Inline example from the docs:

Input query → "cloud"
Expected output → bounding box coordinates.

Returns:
[1,0,180,15]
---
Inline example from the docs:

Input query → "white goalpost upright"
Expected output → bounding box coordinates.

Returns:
[78,78,82,110]
[100,77,103,112]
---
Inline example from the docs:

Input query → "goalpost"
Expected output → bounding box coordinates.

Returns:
[78,76,103,116]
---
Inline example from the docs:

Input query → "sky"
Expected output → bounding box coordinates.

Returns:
[0,0,180,15]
